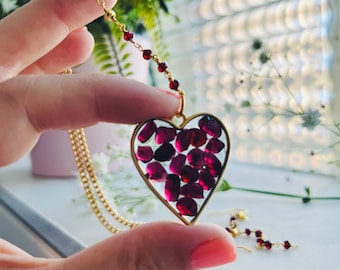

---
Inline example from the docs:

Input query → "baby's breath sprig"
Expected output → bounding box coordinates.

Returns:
[234,38,339,175]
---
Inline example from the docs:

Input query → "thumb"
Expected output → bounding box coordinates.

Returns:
[63,221,236,270]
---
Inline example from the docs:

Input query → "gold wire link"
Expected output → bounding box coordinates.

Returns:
[68,129,142,234]
[130,39,144,52]
[103,9,126,32]
[96,0,106,9]
[60,67,73,74]
[178,90,185,117]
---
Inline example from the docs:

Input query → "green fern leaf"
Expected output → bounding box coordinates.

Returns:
[125,71,134,77]
[95,54,112,64]
[123,62,132,69]
[100,63,115,71]
[121,53,131,62]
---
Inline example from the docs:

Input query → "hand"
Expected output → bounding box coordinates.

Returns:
[0,0,179,166]
[1,222,235,270]
[0,0,236,269]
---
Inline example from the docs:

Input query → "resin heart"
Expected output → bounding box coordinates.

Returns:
[131,113,230,225]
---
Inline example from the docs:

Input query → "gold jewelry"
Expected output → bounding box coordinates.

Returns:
[226,210,297,250]
[69,128,142,233]
[67,0,231,232]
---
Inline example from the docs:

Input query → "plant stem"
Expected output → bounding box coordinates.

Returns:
[231,186,340,202]
[268,58,304,114]
[107,32,125,76]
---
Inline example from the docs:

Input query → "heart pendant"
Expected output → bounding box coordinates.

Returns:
[131,113,231,225]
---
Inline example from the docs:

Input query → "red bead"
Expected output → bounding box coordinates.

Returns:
[123,31,134,41]
[283,240,291,249]
[189,128,207,147]
[176,197,197,216]
[154,143,175,162]
[155,127,177,144]
[198,169,215,191]
[205,138,225,154]
[264,241,272,250]
[230,216,236,221]
[146,162,167,182]
[198,116,222,138]
[203,152,222,177]
[137,120,157,143]
[158,62,168,72]
[169,80,179,90]
[165,174,180,202]
[143,49,152,60]
[244,228,251,236]
[175,129,191,152]
[257,238,264,246]
[180,183,204,199]
[136,146,153,163]
[255,230,263,238]
[180,165,199,183]
[169,154,186,175]
[187,148,204,169]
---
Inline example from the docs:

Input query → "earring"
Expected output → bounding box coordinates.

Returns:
[225,210,297,251]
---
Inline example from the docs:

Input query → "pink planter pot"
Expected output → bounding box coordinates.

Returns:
[30,123,118,177]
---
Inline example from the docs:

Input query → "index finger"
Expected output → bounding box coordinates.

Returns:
[0,0,116,81]
[0,74,180,166]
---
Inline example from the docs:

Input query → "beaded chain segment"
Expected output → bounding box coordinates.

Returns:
[225,210,297,251]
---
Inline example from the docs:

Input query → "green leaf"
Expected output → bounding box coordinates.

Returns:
[94,49,111,59]
[241,100,251,108]
[123,62,132,69]
[95,54,112,64]
[100,63,114,71]
[94,43,108,51]
[125,71,134,77]
[217,179,232,192]
[119,42,128,51]
[121,53,131,62]
[107,71,118,75]
[304,186,311,196]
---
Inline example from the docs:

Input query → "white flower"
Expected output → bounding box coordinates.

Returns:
[301,109,322,131]
[140,197,160,214]
[92,152,110,175]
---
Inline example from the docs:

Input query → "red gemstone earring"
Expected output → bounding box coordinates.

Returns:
[225,210,297,251]
[94,1,231,226]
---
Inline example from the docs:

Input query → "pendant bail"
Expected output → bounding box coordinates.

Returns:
[177,90,185,117]
[171,90,186,126]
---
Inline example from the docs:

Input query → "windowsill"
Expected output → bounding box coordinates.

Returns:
[0,155,339,269]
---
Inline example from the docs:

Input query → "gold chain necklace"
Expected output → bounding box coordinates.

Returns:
[68,128,142,233]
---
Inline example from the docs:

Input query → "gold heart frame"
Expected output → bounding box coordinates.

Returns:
[131,113,231,225]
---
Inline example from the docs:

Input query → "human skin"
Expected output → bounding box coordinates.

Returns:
[0,0,236,269]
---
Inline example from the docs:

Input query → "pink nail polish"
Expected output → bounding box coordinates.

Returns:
[155,87,180,98]
[191,238,237,269]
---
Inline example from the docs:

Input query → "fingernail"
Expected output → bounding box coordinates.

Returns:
[73,26,89,33]
[191,238,237,269]
[155,87,180,98]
